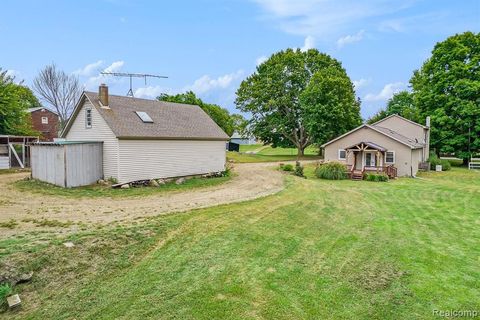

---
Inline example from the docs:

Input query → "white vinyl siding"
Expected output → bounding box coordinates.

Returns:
[118,139,226,183]
[65,101,119,180]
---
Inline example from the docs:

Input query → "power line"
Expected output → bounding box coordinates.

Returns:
[100,72,168,97]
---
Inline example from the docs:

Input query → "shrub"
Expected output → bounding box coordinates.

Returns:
[364,173,389,182]
[294,161,305,177]
[315,162,347,180]
[440,159,451,171]
[429,153,452,171]
[429,153,442,170]
[0,283,12,309]
[281,164,294,172]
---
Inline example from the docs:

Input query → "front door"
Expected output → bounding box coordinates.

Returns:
[365,152,376,167]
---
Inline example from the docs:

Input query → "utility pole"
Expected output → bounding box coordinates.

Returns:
[100,72,168,97]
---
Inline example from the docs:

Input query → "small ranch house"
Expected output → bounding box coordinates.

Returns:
[322,114,430,178]
[58,84,229,184]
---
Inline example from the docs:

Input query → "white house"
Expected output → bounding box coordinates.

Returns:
[60,84,229,184]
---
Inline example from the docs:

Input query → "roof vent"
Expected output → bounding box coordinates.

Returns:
[135,111,153,123]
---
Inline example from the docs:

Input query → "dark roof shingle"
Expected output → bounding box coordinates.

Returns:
[83,92,229,140]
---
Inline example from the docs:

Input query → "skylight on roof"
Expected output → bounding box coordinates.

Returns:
[135,111,153,123]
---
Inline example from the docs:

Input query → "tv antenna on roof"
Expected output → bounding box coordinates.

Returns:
[100,72,168,97]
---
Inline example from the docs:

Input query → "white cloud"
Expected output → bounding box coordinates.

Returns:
[353,78,370,89]
[134,86,173,99]
[364,82,406,102]
[103,61,124,73]
[252,0,415,36]
[256,55,268,66]
[184,70,244,94]
[84,60,125,89]
[134,70,245,99]
[73,60,104,76]
[337,30,365,48]
[301,35,316,51]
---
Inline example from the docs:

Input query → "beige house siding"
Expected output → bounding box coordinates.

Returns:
[65,101,119,180]
[375,116,425,142]
[411,148,423,177]
[117,139,226,183]
[324,126,416,177]
[375,115,429,161]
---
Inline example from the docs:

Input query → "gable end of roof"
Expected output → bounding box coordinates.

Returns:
[372,114,428,129]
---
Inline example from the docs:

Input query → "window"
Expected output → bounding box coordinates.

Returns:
[135,111,153,123]
[41,116,48,124]
[85,108,92,128]
[385,151,395,163]
[338,149,346,160]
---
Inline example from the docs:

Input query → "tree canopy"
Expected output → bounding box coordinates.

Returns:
[367,91,419,124]
[157,91,235,136]
[410,31,480,160]
[0,69,39,136]
[235,48,361,155]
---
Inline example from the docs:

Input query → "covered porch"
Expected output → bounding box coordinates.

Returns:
[344,141,397,180]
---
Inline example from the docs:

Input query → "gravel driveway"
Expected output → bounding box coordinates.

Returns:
[0,162,297,236]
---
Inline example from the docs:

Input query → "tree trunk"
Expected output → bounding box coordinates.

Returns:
[297,147,305,157]
[463,158,469,166]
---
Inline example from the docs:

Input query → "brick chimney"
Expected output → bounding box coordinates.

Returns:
[99,84,109,108]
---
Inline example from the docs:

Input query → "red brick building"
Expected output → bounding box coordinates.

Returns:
[28,107,59,141]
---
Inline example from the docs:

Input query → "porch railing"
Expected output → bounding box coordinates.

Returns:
[363,165,397,178]
[344,165,397,179]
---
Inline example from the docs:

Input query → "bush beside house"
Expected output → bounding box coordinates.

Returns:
[315,162,347,180]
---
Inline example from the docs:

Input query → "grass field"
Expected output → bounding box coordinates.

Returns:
[228,144,321,163]
[13,174,231,198]
[1,168,479,319]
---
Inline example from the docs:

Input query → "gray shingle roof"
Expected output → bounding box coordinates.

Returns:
[83,92,229,140]
[372,125,425,149]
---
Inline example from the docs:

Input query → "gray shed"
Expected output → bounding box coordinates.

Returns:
[31,141,103,187]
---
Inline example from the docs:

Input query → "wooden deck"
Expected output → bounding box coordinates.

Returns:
[346,165,397,180]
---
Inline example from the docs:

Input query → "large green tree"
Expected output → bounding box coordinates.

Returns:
[157,91,235,136]
[235,48,361,156]
[230,113,248,136]
[367,91,420,124]
[0,69,39,135]
[410,31,480,161]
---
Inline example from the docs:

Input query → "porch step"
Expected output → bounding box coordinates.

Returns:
[351,171,363,181]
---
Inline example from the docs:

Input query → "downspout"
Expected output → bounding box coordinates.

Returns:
[411,149,413,177]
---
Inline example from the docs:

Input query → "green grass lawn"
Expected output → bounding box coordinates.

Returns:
[13,175,231,198]
[1,168,479,319]
[229,144,321,163]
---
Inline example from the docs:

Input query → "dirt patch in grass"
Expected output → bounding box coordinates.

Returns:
[352,262,407,292]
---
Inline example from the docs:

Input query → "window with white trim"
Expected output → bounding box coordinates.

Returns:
[85,107,92,128]
[338,149,346,160]
[41,116,48,124]
[385,151,395,163]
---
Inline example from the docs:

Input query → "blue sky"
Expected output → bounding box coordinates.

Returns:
[2,0,479,119]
